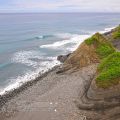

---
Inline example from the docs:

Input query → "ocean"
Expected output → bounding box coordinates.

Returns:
[0,13,120,95]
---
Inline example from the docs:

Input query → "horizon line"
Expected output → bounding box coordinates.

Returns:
[0,12,120,14]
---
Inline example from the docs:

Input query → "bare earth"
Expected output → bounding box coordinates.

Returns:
[0,65,97,120]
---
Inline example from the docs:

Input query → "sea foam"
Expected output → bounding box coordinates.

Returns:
[0,56,60,95]
[40,33,90,52]
[0,26,116,96]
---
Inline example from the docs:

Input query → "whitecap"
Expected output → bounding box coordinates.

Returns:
[12,51,42,68]
[12,50,58,68]
[40,34,90,52]
[99,26,116,34]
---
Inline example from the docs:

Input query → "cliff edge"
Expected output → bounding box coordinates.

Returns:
[62,26,120,120]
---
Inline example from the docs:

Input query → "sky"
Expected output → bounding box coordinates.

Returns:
[0,0,120,13]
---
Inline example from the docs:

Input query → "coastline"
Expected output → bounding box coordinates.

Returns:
[0,63,97,120]
[0,65,60,108]
[0,26,116,107]
[0,25,116,97]
[0,26,120,120]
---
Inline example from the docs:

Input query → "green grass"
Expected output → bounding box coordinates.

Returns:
[85,33,115,59]
[85,32,120,88]
[85,37,96,45]
[112,26,120,39]
[113,32,120,39]
[96,43,115,59]
[96,52,120,88]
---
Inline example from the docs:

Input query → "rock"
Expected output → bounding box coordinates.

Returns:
[103,30,113,36]
[57,53,71,63]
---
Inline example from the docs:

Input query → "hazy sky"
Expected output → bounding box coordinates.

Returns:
[0,0,120,13]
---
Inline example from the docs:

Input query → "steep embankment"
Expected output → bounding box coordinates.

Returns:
[62,26,120,120]
[63,27,120,89]
[64,32,115,69]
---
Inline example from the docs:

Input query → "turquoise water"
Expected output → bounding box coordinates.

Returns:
[0,13,120,94]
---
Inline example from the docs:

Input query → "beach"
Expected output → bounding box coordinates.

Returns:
[0,64,97,120]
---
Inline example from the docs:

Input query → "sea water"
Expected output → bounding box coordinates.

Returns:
[0,13,120,95]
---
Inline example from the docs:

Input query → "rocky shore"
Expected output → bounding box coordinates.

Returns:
[0,26,120,120]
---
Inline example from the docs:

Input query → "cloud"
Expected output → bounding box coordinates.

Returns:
[11,0,60,9]
[0,0,120,12]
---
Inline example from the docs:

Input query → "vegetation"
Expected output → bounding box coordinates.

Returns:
[96,43,115,59]
[85,37,96,45]
[85,33,115,59]
[96,52,120,88]
[112,25,120,39]
[85,32,120,88]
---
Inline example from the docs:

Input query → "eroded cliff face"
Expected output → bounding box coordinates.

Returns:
[63,27,120,89]
[61,26,120,120]
[64,42,100,68]
[63,32,115,70]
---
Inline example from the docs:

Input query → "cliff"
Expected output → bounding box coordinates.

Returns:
[62,26,120,120]
[63,32,115,69]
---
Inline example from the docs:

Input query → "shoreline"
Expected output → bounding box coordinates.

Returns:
[0,25,120,120]
[0,26,116,108]
[0,65,60,108]
[0,63,98,120]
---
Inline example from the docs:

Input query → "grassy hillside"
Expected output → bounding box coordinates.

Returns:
[96,52,120,88]
[64,28,120,88]
[85,33,115,59]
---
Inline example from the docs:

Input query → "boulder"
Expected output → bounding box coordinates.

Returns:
[57,53,71,63]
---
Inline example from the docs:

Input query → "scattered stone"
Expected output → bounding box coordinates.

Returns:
[50,102,53,105]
